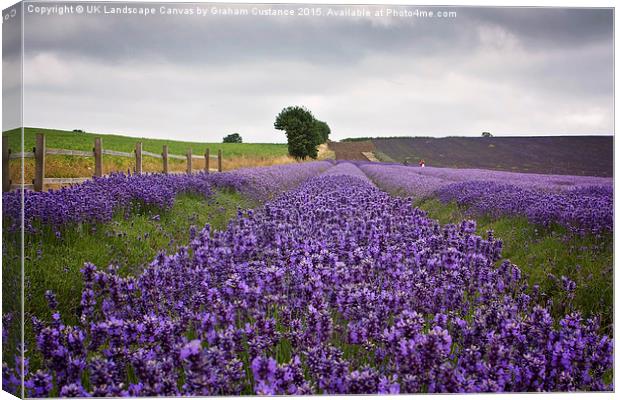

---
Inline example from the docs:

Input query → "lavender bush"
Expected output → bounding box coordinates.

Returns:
[359,164,449,200]
[3,172,217,234]
[3,162,331,234]
[6,169,612,396]
[321,162,372,183]
[405,166,612,192]
[218,161,332,201]
[360,164,613,234]
[436,181,613,235]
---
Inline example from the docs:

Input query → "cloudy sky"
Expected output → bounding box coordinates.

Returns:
[3,4,614,142]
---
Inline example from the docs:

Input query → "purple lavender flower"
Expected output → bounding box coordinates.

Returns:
[14,163,613,396]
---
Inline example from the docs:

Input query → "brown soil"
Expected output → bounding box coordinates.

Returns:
[328,141,376,160]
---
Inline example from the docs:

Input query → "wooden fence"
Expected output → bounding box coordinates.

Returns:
[2,133,223,192]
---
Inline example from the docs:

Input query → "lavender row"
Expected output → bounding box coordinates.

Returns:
[376,165,612,192]
[2,162,332,234]
[222,161,332,200]
[3,173,216,234]
[359,164,449,200]
[436,181,613,235]
[320,162,373,183]
[7,174,612,396]
[359,164,613,234]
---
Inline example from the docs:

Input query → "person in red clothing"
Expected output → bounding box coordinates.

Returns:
[419,159,426,168]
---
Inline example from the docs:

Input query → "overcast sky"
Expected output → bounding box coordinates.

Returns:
[3,4,614,142]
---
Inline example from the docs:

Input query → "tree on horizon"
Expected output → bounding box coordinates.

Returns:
[274,106,327,160]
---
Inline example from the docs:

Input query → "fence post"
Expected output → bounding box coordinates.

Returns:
[135,142,142,175]
[3,136,9,191]
[205,148,210,173]
[34,133,46,191]
[94,138,103,177]
[186,148,192,174]
[218,149,222,172]
[162,145,169,174]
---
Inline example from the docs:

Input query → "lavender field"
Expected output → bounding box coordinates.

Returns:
[2,161,613,396]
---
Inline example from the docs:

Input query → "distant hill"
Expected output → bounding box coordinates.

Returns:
[334,136,613,177]
[3,127,288,158]
[328,140,376,160]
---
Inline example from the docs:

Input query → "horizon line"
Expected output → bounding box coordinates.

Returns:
[2,126,614,144]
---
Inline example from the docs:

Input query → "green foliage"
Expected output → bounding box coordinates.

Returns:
[314,120,331,144]
[274,106,323,160]
[223,133,243,143]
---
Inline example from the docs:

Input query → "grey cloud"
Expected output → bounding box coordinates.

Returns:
[19,6,612,65]
[8,4,614,139]
[21,5,479,65]
[469,7,613,48]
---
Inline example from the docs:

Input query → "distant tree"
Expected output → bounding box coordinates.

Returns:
[482,131,493,138]
[274,106,321,160]
[223,133,243,143]
[72,129,85,133]
[314,120,331,144]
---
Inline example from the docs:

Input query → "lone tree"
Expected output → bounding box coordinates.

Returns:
[482,131,493,138]
[314,120,331,144]
[223,133,243,143]
[275,106,323,160]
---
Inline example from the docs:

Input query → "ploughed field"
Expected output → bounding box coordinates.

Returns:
[335,136,613,177]
[2,160,613,396]
[328,140,376,161]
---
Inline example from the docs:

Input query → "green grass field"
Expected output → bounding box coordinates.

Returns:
[3,127,295,183]
[4,127,289,158]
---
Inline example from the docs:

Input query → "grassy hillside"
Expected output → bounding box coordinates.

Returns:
[3,127,294,184]
[4,127,288,158]
[370,136,613,177]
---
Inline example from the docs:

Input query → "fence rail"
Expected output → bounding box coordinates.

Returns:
[9,151,35,159]
[2,133,223,192]
[44,177,91,185]
[46,148,94,157]
[142,150,163,159]
[101,149,134,158]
